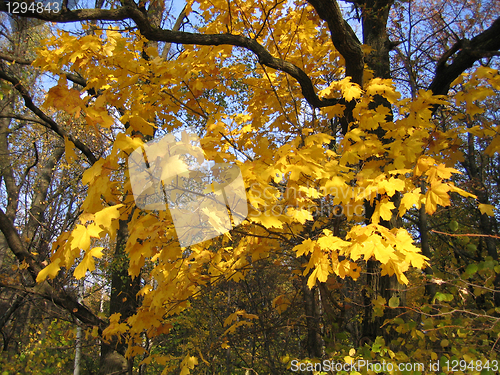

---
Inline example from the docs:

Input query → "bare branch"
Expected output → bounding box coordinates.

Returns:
[0,52,33,65]
[64,72,87,87]
[429,16,500,96]
[0,113,49,126]
[306,0,364,85]
[0,206,104,329]
[161,5,186,60]
[431,230,500,240]
[0,64,98,164]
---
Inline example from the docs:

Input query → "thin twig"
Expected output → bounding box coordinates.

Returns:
[219,132,254,161]
[430,230,500,240]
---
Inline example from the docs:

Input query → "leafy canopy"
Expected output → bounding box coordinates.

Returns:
[24,0,500,371]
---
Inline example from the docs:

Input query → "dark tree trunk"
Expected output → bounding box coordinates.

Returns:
[301,275,323,358]
[100,216,141,374]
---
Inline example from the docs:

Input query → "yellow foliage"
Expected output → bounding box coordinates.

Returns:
[36,258,62,282]
[64,137,78,163]
[29,2,499,371]
[479,203,496,217]
[74,247,104,279]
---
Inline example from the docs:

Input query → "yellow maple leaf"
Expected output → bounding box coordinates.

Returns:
[64,137,78,163]
[293,239,316,257]
[160,155,190,182]
[36,258,62,282]
[373,243,396,264]
[86,223,103,238]
[74,247,105,279]
[372,199,395,224]
[478,203,496,216]
[485,136,500,155]
[70,224,91,251]
[223,310,242,327]
[201,207,231,234]
[426,163,460,183]
[425,183,451,215]
[272,295,291,314]
[448,184,476,199]
[321,103,345,119]
[399,189,423,216]
[94,204,123,233]
[405,250,428,269]
[414,156,434,177]
[365,77,401,103]
[251,211,284,229]
[223,321,253,336]
[286,207,313,223]
[378,177,405,196]
[128,115,155,136]
[349,242,364,262]
[307,260,330,289]
[316,233,349,251]
[339,77,362,101]
[82,159,105,185]
[114,133,144,154]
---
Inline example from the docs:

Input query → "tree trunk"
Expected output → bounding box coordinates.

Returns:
[74,280,84,375]
[100,214,141,374]
[301,275,323,358]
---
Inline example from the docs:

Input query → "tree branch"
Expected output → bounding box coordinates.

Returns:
[0,206,104,329]
[429,16,500,97]
[0,52,33,65]
[0,64,98,164]
[0,2,338,109]
[0,206,41,281]
[0,113,50,126]
[161,5,186,60]
[306,0,364,85]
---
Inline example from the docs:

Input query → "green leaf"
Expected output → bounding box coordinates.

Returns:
[465,264,478,277]
[484,259,497,269]
[433,292,454,303]
[388,296,400,308]
[467,244,477,252]
[371,336,385,353]
[448,220,459,231]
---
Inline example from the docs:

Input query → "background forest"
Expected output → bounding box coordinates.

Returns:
[0,0,500,374]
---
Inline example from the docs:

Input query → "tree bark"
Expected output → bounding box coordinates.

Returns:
[101,215,141,373]
[301,275,323,358]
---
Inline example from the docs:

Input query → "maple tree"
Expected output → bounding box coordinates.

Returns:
[0,12,109,374]
[0,0,500,373]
